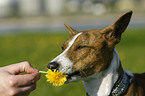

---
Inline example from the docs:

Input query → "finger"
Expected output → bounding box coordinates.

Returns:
[4,61,38,74]
[8,72,40,87]
[17,83,36,96]
[9,84,36,96]
[17,73,40,87]
[20,83,36,92]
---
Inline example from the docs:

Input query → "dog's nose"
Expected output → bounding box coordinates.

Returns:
[47,62,59,70]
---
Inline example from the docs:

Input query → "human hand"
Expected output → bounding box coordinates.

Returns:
[0,61,40,96]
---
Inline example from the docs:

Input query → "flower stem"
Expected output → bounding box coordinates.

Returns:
[39,71,47,74]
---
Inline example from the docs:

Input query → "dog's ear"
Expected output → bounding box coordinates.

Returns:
[102,10,132,44]
[64,23,78,36]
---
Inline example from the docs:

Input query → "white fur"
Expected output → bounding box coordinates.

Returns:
[51,32,82,74]
[83,49,120,96]
[50,32,134,96]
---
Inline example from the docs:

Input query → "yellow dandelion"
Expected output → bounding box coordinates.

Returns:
[40,69,68,87]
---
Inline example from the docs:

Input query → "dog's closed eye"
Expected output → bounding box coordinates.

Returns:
[76,45,87,50]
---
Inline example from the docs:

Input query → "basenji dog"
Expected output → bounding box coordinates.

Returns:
[47,11,145,96]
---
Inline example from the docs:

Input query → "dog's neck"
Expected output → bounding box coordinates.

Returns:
[83,49,120,96]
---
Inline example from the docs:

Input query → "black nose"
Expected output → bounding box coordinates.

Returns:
[47,62,59,70]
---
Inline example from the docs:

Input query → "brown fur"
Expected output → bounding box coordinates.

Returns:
[125,73,145,96]
[52,11,145,95]
[61,29,114,77]
[63,11,133,78]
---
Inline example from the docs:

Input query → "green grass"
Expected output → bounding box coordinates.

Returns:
[0,28,145,96]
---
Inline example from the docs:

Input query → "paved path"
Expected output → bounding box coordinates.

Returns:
[0,12,144,34]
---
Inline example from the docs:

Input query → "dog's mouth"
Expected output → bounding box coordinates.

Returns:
[66,71,80,82]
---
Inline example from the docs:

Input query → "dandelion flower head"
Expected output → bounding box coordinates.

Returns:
[45,69,68,87]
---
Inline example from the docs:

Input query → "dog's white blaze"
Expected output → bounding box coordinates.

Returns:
[51,32,82,74]
[83,49,120,96]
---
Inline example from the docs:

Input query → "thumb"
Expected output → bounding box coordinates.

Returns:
[23,61,38,74]
[4,61,38,75]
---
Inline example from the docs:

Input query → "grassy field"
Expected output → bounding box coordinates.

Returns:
[0,28,145,96]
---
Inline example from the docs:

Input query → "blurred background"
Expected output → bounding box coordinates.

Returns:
[0,0,145,96]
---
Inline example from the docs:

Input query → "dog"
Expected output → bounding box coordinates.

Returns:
[47,11,145,96]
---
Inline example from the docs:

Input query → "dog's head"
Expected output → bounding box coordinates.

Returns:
[47,11,132,83]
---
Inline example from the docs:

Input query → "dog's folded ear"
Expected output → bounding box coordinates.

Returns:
[102,10,132,44]
[64,23,78,36]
